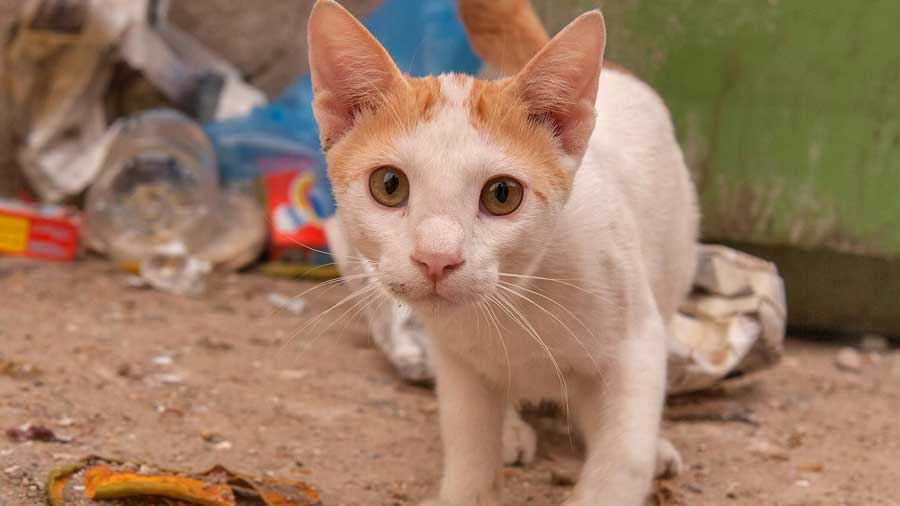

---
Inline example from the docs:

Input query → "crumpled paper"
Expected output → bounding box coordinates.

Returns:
[2,0,264,203]
[327,215,786,392]
[667,245,786,394]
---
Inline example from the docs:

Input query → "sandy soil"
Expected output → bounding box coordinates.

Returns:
[1,258,899,506]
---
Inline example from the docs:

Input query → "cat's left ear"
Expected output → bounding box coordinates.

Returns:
[514,11,606,159]
[307,0,406,150]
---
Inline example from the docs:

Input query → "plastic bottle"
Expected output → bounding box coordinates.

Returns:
[86,109,264,293]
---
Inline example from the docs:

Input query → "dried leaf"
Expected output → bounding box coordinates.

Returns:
[47,457,321,506]
[84,466,235,506]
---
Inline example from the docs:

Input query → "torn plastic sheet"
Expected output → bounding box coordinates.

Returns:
[327,217,786,393]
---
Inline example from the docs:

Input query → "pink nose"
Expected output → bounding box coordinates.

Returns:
[411,250,464,283]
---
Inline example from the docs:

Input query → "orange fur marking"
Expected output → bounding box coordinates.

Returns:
[326,76,443,191]
[467,78,571,203]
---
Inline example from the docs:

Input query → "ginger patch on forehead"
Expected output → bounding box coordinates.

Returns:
[326,76,443,189]
[467,78,572,202]
[327,73,571,205]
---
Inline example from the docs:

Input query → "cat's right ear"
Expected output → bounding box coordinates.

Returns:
[307,0,406,150]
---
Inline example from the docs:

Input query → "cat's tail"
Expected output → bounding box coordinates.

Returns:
[457,0,550,76]
[459,0,632,79]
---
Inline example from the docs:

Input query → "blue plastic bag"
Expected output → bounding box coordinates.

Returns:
[205,0,482,192]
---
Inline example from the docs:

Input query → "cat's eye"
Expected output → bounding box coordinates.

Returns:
[369,166,409,208]
[480,177,524,216]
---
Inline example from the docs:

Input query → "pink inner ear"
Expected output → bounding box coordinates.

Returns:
[312,90,356,151]
[515,11,605,158]
[307,1,405,150]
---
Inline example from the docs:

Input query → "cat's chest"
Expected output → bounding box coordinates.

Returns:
[428,291,615,401]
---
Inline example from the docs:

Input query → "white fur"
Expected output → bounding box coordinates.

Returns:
[329,68,697,506]
[310,4,698,505]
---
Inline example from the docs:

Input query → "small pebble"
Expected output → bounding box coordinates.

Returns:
[794,479,810,488]
[835,347,862,372]
[278,369,309,381]
[749,439,789,461]
[152,355,174,366]
[213,440,233,450]
[156,373,185,384]
[268,293,306,315]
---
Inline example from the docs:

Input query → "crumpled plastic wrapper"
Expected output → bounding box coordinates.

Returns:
[327,216,786,392]
[2,0,264,203]
[666,244,786,394]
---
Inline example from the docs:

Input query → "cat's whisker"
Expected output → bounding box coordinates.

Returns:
[299,258,367,278]
[497,272,598,296]
[277,283,379,355]
[339,287,387,339]
[496,280,610,388]
[267,272,378,319]
[478,299,512,400]
[292,288,381,356]
[495,283,608,389]
[490,291,573,444]
[256,209,367,264]
[306,285,385,350]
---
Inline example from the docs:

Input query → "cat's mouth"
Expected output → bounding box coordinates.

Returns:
[383,280,471,309]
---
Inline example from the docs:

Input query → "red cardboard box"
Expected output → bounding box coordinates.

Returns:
[259,156,337,278]
[0,199,80,261]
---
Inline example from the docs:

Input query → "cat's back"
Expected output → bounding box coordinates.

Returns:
[565,68,699,320]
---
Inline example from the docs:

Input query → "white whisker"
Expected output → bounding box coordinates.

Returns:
[479,300,512,400]
[267,272,378,319]
[277,283,379,356]
[497,272,598,296]
[489,291,572,443]
[496,281,608,387]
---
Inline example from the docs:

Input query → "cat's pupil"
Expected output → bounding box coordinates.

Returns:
[384,172,400,194]
[493,182,508,203]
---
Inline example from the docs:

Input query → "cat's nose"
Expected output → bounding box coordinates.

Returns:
[411,250,464,283]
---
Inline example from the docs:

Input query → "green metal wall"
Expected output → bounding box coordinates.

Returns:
[530,1,900,334]
[535,0,900,258]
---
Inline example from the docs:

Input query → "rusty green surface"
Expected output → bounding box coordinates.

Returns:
[535,0,900,258]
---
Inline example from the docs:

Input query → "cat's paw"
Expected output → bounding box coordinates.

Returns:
[503,409,537,466]
[654,437,683,479]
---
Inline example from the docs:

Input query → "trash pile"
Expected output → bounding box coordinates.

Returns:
[0,0,480,295]
[0,0,787,395]
[1,0,271,294]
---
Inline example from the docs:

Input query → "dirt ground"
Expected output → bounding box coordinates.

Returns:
[1,258,899,506]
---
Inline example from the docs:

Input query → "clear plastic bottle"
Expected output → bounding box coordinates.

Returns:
[85,108,219,265]
[85,109,265,294]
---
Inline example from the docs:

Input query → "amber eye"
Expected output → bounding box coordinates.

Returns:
[369,166,409,207]
[480,177,524,216]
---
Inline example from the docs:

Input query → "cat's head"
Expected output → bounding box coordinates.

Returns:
[308,0,605,311]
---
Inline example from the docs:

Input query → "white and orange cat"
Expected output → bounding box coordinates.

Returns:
[308,1,698,504]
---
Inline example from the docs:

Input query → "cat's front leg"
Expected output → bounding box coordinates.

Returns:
[566,316,669,506]
[423,348,506,506]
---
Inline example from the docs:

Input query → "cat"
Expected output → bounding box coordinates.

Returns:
[307,1,699,505]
